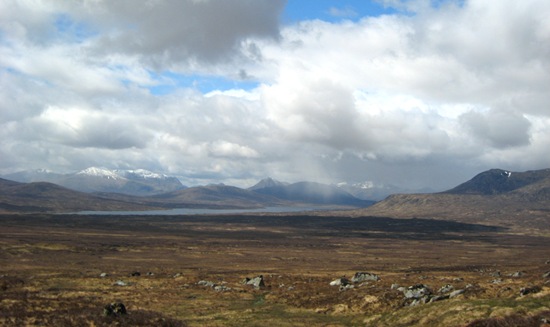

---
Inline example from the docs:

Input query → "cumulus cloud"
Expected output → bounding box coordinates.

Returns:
[1,0,549,189]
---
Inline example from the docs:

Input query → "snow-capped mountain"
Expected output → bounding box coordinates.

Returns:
[117,169,170,180]
[2,167,185,196]
[77,167,123,180]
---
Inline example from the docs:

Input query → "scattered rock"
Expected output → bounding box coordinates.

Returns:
[403,284,431,299]
[197,280,216,288]
[173,273,182,278]
[99,272,108,278]
[491,271,501,277]
[511,271,525,278]
[520,286,541,296]
[214,285,231,292]
[242,275,265,289]
[329,277,350,287]
[103,302,127,316]
[438,284,454,294]
[146,272,154,276]
[492,278,503,284]
[390,283,400,290]
[114,280,131,286]
[449,289,465,298]
[130,271,141,277]
[453,277,464,282]
[543,271,550,279]
[429,295,449,303]
[339,284,354,292]
[351,272,379,283]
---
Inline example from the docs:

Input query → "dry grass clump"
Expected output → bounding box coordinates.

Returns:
[465,310,550,327]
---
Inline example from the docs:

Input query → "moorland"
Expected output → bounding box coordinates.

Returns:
[0,212,548,326]
[1,168,550,326]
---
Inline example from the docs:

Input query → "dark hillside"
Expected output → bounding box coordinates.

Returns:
[444,168,550,195]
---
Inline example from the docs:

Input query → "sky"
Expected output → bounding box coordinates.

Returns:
[1,0,549,190]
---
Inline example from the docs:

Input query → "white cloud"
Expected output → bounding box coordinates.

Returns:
[1,0,549,189]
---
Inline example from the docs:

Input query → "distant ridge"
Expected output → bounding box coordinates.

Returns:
[3,167,185,196]
[353,168,550,231]
[443,168,550,195]
[0,178,158,213]
[248,177,289,191]
[251,181,373,207]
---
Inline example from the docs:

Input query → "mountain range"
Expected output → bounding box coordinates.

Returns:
[0,171,371,213]
[3,167,185,196]
[0,178,159,213]
[2,168,550,226]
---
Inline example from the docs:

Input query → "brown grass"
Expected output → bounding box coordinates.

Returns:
[1,213,549,326]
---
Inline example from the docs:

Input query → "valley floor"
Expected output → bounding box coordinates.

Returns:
[0,214,549,326]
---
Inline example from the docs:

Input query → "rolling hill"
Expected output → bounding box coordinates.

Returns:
[352,168,550,232]
[0,178,159,213]
[150,184,286,209]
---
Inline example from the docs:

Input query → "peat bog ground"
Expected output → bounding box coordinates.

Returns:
[1,213,549,326]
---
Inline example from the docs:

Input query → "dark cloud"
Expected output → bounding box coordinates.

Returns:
[83,0,285,66]
[460,109,531,149]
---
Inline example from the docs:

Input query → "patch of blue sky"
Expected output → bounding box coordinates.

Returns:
[54,13,97,42]
[147,71,260,95]
[282,0,398,24]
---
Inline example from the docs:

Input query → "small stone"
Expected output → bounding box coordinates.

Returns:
[103,302,127,316]
[449,289,465,298]
[114,280,129,286]
[99,273,108,278]
[329,277,350,287]
[404,284,431,299]
[391,283,400,290]
[542,271,550,279]
[339,284,354,291]
[511,271,525,278]
[438,284,454,294]
[197,280,216,288]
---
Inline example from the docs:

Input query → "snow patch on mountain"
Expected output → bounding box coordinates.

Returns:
[77,167,124,180]
[120,169,168,179]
